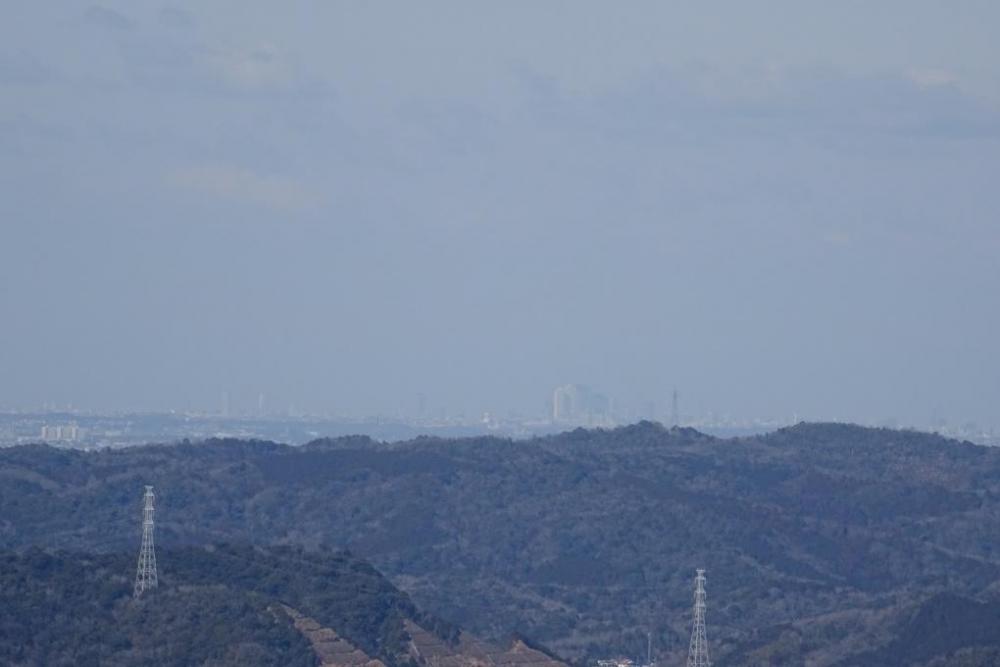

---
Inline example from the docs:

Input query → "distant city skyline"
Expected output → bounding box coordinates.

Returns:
[1,381,995,439]
[3,2,999,431]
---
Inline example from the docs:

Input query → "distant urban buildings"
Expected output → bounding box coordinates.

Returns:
[552,384,613,426]
[597,658,647,667]
[40,423,83,442]
[0,399,995,450]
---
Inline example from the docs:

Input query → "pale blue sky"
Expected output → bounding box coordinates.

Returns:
[2,2,999,426]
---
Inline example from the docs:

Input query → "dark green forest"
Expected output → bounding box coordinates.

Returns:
[3,422,1000,665]
[0,543,463,667]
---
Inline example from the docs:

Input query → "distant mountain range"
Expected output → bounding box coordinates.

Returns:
[2,422,1000,665]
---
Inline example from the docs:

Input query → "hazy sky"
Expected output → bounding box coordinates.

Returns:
[2,2,999,427]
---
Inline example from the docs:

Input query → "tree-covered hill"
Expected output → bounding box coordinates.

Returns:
[0,543,465,667]
[2,422,1000,665]
[839,592,1000,666]
[0,543,565,667]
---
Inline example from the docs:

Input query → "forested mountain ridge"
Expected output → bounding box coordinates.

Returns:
[3,422,1000,665]
[0,544,562,667]
[0,544,420,667]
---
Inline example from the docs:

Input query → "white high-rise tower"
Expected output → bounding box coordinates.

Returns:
[133,485,158,598]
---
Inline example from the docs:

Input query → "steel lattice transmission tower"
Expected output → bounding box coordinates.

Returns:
[133,485,158,598]
[686,569,711,667]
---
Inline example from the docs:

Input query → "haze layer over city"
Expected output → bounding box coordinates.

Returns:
[8,4,1000,667]
[3,2,999,431]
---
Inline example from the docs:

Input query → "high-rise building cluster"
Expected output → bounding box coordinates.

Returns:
[552,384,613,425]
[40,423,83,442]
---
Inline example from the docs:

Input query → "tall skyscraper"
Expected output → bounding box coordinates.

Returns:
[552,384,612,425]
